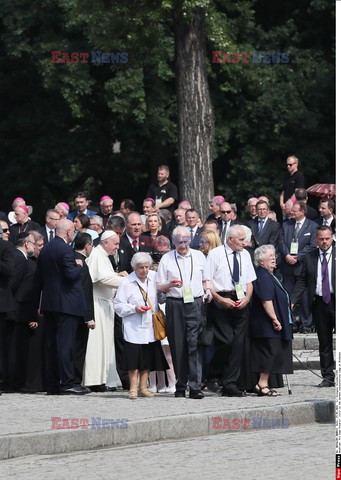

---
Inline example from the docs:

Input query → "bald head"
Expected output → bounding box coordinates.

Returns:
[56,219,75,243]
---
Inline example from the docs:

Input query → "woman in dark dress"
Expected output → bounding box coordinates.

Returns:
[250,244,293,396]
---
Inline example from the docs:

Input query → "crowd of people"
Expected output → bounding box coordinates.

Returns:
[0,159,336,399]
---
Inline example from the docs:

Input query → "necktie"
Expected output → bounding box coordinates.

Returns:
[221,222,227,243]
[232,252,239,284]
[294,222,301,240]
[132,239,138,252]
[323,219,328,226]
[190,229,194,242]
[49,229,54,242]
[322,253,331,304]
[258,219,264,233]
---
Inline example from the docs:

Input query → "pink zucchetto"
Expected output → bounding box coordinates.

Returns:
[211,195,225,204]
[13,197,25,203]
[59,202,69,211]
[100,195,112,203]
[17,205,29,213]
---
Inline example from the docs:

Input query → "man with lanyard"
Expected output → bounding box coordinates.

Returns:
[205,224,256,397]
[156,226,211,399]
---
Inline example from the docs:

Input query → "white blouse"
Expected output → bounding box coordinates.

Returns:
[114,270,158,344]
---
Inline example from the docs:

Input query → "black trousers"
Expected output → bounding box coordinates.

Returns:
[0,314,14,388]
[312,295,335,381]
[44,312,80,391]
[166,297,203,392]
[73,322,89,385]
[208,295,249,389]
[114,313,129,389]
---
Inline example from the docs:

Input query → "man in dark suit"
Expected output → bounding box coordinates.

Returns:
[292,226,335,386]
[0,239,15,393]
[73,232,95,386]
[279,201,317,332]
[34,219,90,395]
[40,209,61,244]
[118,211,150,273]
[8,232,37,392]
[316,199,335,227]
[9,206,40,243]
[247,200,280,249]
[67,192,97,221]
[185,209,203,250]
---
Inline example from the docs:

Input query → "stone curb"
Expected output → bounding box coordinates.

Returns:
[0,400,334,461]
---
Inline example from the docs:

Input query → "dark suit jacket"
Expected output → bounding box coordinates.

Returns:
[279,218,317,276]
[9,220,41,243]
[248,217,280,248]
[10,249,36,322]
[67,209,97,221]
[0,239,15,313]
[35,236,87,316]
[74,252,95,322]
[118,233,150,274]
[189,226,203,250]
[291,246,336,312]
[39,226,56,245]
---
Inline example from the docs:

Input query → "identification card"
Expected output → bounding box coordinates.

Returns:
[155,197,162,206]
[235,283,245,300]
[290,241,298,255]
[183,287,194,303]
[141,311,153,328]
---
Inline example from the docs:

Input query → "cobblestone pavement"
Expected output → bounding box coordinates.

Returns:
[0,423,334,480]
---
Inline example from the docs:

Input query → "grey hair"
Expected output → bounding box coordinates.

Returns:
[226,224,244,239]
[90,215,103,227]
[254,244,276,267]
[131,252,152,269]
[240,225,252,243]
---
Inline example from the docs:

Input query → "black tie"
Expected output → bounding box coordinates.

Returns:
[190,229,194,242]
[232,252,239,283]
[49,230,54,242]
[221,222,227,243]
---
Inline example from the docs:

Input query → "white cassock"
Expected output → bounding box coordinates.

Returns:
[82,244,122,387]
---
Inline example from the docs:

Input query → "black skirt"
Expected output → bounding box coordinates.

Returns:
[122,340,169,372]
[250,338,293,374]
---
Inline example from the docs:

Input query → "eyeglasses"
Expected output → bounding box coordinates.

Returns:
[287,163,295,166]
[221,210,231,214]
[2,228,9,232]
[26,240,36,245]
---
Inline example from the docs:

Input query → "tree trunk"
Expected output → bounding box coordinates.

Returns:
[175,8,214,221]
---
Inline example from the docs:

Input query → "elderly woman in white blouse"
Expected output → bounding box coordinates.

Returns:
[114,252,168,400]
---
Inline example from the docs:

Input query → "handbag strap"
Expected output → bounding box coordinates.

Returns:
[136,282,155,313]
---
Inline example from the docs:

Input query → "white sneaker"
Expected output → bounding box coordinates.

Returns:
[166,386,176,394]
[148,386,157,393]
[157,387,168,393]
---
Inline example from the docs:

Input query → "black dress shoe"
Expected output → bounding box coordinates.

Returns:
[106,386,117,392]
[46,390,61,396]
[61,385,90,395]
[221,387,245,397]
[318,379,335,388]
[174,390,186,398]
[206,380,222,393]
[189,389,204,399]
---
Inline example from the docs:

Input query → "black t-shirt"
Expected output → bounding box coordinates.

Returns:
[146,181,178,212]
[282,171,305,202]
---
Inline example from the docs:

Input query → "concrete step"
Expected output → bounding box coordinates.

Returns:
[292,334,335,351]
[293,349,335,370]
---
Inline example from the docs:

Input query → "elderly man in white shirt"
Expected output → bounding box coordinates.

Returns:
[205,224,256,397]
[156,226,211,399]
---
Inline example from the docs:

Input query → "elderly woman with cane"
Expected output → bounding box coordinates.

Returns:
[114,252,168,400]
[250,245,293,396]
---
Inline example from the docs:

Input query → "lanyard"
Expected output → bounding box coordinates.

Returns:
[174,251,193,283]
[224,246,242,284]
[319,251,332,267]
[136,279,149,306]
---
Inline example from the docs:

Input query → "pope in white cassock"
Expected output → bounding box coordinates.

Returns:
[82,231,123,389]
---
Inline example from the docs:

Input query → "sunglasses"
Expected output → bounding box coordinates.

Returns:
[287,163,295,166]
[2,228,9,232]
[221,210,231,214]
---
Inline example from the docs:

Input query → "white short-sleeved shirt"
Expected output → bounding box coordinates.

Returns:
[205,245,256,293]
[156,248,207,298]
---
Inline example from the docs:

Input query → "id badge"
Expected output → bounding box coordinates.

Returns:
[141,311,153,328]
[183,287,194,303]
[155,197,162,206]
[290,241,298,255]
[235,283,245,300]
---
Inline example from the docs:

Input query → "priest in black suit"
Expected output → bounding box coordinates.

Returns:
[9,206,40,243]
[292,226,335,387]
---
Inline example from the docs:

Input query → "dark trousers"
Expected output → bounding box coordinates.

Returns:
[44,312,80,391]
[283,274,311,329]
[10,321,31,389]
[0,314,14,388]
[114,313,129,389]
[73,322,89,385]
[166,297,203,392]
[209,297,249,388]
[313,296,335,381]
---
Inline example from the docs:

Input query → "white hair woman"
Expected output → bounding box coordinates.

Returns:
[250,245,293,396]
[114,252,168,399]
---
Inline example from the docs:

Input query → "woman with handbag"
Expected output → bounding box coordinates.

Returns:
[114,252,168,400]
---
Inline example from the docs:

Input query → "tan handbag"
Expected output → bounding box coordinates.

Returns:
[137,284,166,340]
